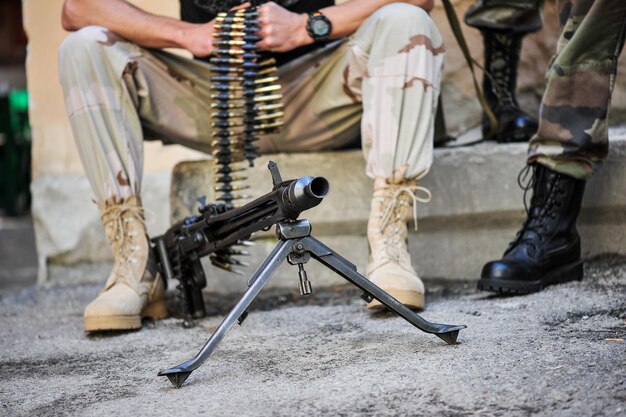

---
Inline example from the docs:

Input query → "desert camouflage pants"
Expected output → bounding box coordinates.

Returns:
[467,0,626,179]
[59,3,444,202]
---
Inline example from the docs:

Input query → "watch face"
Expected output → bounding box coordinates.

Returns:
[312,19,330,36]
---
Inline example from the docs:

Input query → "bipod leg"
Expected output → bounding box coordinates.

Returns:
[298,236,466,344]
[158,239,292,388]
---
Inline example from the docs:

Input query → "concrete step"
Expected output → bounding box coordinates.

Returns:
[169,137,626,293]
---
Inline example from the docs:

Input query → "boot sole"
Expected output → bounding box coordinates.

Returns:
[84,299,168,332]
[477,260,584,295]
[367,289,425,311]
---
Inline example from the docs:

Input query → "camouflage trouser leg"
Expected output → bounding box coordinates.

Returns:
[270,3,444,180]
[465,0,544,34]
[59,27,221,202]
[59,4,443,202]
[528,0,626,179]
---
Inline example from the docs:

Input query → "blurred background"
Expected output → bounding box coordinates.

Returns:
[0,0,33,290]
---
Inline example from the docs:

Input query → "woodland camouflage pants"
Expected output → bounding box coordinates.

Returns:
[59,3,444,202]
[467,0,626,179]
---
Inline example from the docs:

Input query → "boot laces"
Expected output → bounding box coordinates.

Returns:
[486,33,517,108]
[101,203,151,288]
[369,182,431,267]
[380,184,432,233]
[508,165,563,255]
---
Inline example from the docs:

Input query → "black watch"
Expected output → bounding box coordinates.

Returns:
[306,11,333,42]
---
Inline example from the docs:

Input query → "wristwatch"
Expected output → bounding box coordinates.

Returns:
[306,11,333,42]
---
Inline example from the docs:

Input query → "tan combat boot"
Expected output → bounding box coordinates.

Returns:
[84,196,167,332]
[366,175,431,311]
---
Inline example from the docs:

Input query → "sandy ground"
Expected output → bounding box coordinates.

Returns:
[0,257,625,417]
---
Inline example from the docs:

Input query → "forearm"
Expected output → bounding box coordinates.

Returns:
[321,0,434,39]
[61,0,191,49]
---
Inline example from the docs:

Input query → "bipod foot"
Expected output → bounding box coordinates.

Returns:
[158,369,193,388]
[432,325,466,345]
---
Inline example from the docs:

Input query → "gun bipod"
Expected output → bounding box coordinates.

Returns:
[158,219,467,388]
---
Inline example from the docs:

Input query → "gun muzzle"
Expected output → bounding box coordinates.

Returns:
[282,176,330,213]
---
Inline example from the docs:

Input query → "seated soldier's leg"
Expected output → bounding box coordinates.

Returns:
[465,0,543,142]
[264,4,444,310]
[356,4,443,311]
[59,27,214,331]
[479,0,626,293]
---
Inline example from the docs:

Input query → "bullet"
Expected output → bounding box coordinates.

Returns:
[217,11,258,19]
[243,84,281,96]
[214,184,250,192]
[252,93,283,103]
[210,75,242,83]
[216,16,245,23]
[209,257,245,275]
[215,174,248,183]
[211,84,243,92]
[213,165,246,174]
[212,120,244,128]
[211,101,244,110]
[214,49,245,56]
[216,16,259,24]
[211,141,243,149]
[243,34,262,43]
[212,40,245,47]
[211,66,242,73]
[212,129,242,137]
[211,253,250,267]
[211,110,242,119]
[242,52,261,60]
[213,31,246,38]
[215,156,246,165]
[214,23,246,30]
[210,57,244,65]
[257,66,279,76]
[214,24,257,33]
[251,111,284,121]
[213,147,245,157]
[242,76,279,87]
[253,102,284,113]
[244,143,260,152]
[211,93,239,100]
[256,120,284,130]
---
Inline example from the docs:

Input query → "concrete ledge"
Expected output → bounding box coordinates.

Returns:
[32,136,626,291]
[170,137,626,290]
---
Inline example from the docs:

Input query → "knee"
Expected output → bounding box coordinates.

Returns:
[370,3,432,29]
[59,26,120,69]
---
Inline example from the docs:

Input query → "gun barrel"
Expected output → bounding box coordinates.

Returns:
[282,176,330,212]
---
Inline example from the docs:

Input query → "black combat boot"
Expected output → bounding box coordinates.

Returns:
[478,164,586,294]
[482,32,538,143]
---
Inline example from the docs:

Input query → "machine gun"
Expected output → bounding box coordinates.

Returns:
[154,162,467,388]
[152,161,329,323]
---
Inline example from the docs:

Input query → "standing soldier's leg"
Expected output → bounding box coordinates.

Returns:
[479,0,626,293]
[263,4,444,310]
[465,0,543,142]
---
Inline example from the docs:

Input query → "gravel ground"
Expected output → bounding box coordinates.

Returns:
[1,257,625,417]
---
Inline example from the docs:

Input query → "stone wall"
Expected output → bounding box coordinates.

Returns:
[23,0,626,283]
